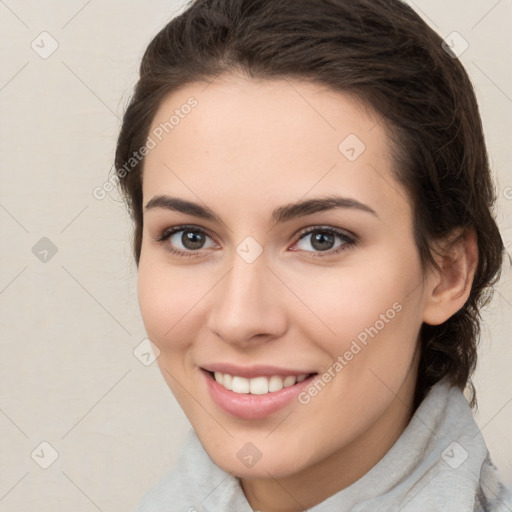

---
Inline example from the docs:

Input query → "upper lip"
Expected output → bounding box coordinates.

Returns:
[201,363,316,379]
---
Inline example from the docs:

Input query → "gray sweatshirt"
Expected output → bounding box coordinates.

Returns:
[134,378,512,511]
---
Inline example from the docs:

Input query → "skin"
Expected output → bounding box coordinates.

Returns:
[137,73,478,511]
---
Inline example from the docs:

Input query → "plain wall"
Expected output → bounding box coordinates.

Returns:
[0,0,511,510]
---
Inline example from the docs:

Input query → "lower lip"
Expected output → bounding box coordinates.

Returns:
[202,370,316,420]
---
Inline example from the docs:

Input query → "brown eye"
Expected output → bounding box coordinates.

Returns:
[293,227,356,256]
[157,225,217,258]
[177,230,207,250]
[309,230,336,251]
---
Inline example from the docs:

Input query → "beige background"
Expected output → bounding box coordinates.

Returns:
[0,0,511,510]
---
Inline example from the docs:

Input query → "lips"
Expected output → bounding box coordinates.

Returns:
[201,362,315,379]
[200,365,318,420]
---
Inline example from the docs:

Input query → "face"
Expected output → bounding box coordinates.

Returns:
[137,74,433,480]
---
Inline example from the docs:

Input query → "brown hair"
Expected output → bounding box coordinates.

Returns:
[114,0,505,410]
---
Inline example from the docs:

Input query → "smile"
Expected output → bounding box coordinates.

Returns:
[201,367,318,420]
[212,371,311,395]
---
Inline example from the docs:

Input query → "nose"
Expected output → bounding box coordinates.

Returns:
[206,252,287,347]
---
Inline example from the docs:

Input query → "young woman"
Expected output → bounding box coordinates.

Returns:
[114,0,512,510]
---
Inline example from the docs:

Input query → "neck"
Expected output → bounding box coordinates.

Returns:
[241,366,419,512]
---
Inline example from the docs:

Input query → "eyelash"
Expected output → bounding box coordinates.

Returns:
[155,224,357,259]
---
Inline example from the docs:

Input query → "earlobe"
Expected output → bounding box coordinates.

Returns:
[422,228,479,326]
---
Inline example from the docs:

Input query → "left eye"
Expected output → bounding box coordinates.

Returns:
[163,227,216,252]
[293,227,355,254]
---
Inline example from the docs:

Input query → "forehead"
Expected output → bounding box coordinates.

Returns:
[142,74,411,223]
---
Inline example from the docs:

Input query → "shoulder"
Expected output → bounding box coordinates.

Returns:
[132,429,212,511]
[132,429,250,512]
[133,467,184,511]
[133,466,201,512]
[473,452,512,512]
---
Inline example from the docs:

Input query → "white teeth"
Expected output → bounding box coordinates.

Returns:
[249,376,269,395]
[283,375,297,387]
[223,373,233,390]
[211,371,309,395]
[268,375,284,392]
[232,376,250,394]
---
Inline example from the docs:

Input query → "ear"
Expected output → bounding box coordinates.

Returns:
[422,228,479,326]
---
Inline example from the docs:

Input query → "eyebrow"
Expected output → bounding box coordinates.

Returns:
[144,194,378,225]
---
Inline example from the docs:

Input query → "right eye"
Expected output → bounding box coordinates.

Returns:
[156,225,217,258]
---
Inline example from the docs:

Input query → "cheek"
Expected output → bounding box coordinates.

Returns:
[288,250,423,379]
[137,258,204,351]
[289,262,409,342]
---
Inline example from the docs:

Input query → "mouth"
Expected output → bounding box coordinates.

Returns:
[204,369,317,395]
[200,367,318,420]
